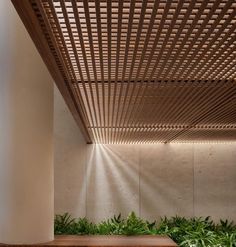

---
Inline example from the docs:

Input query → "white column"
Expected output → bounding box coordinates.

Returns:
[0,1,54,244]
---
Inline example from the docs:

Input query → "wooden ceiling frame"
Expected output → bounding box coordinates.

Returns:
[12,0,236,144]
[11,0,93,143]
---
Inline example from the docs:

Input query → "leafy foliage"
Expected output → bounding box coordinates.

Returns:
[97,214,123,235]
[55,212,236,246]
[55,214,98,235]
[157,216,236,247]
[54,213,76,234]
[120,212,153,235]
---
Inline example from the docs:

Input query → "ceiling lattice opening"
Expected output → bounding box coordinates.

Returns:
[12,0,236,143]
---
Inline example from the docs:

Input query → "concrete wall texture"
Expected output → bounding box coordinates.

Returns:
[54,86,236,222]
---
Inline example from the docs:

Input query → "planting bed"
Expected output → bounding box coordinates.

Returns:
[54,213,236,247]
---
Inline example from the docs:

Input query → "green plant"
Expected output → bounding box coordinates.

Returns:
[120,212,151,235]
[54,213,236,246]
[75,218,98,235]
[97,214,124,235]
[156,216,236,247]
[54,213,76,234]
[215,219,236,233]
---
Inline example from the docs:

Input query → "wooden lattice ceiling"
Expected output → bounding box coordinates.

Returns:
[12,0,236,143]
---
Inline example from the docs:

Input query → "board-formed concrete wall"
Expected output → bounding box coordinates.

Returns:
[54,86,236,222]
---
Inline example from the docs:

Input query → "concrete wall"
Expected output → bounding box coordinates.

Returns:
[54,87,87,217]
[54,87,236,222]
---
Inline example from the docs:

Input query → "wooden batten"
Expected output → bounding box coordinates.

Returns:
[11,0,236,144]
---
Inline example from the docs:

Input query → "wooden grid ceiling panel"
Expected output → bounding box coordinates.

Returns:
[12,0,236,143]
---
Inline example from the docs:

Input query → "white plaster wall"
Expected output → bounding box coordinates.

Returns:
[0,1,54,244]
[54,88,236,222]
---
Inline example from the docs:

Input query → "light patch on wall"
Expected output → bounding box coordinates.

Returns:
[86,144,139,222]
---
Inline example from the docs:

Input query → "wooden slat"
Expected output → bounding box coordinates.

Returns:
[12,0,236,144]
[11,0,93,143]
